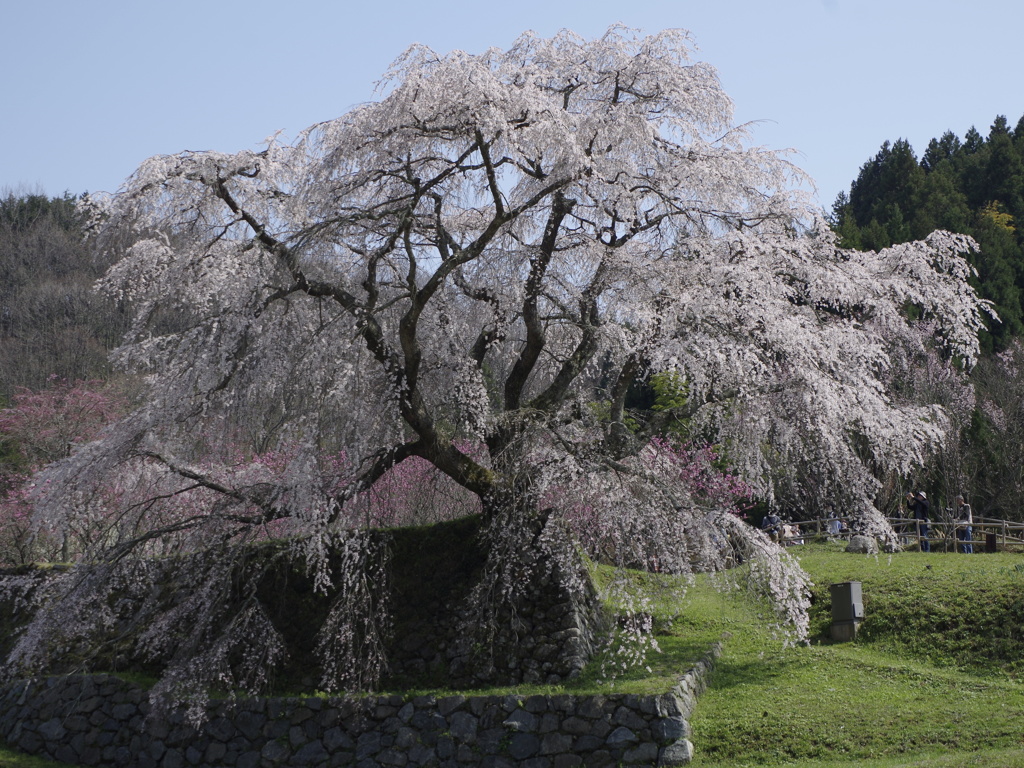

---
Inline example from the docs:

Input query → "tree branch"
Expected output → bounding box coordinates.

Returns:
[504,192,575,410]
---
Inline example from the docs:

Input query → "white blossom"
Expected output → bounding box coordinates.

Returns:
[8,27,989,698]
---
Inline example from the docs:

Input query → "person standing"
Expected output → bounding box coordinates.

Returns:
[911,491,931,552]
[761,511,782,542]
[827,507,843,536]
[955,494,974,554]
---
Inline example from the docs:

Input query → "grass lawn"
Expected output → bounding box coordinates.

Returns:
[4,540,1024,766]
[689,542,1024,767]
[381,541,1024,764]
[0,749,71,768]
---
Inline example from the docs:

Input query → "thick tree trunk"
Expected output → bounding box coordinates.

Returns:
[446,492,605,686]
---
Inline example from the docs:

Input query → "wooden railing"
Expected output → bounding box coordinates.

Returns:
[773,515,1024,552]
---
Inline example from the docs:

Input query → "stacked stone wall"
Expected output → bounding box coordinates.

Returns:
[385,533,604,689]
[0,642,722,767]
[1,518,606,693]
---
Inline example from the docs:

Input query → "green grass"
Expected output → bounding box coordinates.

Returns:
[690,542,1024,767]
[371,566,734,699]
[6,541,1024,767]
[0,748,71,768]
[801,542,1024,676]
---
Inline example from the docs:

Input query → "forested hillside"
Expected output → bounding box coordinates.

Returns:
[831,114,1024,521]
[831,115,1024,347]
[0,192,128,403]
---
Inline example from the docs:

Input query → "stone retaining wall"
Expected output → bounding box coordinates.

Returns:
[0,519,606,692]
[0,642,722,767]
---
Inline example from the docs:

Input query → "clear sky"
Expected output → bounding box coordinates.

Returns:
[3,0,1021,211]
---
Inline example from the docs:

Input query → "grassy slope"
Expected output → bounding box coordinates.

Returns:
[690,542,1024,767]
[5,541,1024,767]
[382,541,1024,765]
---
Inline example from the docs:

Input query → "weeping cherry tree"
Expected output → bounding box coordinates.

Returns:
[4,27,989,705]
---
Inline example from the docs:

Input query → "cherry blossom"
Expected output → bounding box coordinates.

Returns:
[6,27,988,697]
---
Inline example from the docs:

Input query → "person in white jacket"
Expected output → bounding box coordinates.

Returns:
[955,494,974,554]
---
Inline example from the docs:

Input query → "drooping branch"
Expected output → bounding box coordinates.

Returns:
[140,451,279,520]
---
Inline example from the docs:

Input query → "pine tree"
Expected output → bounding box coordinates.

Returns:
[911,168,971,239]
[922,131,961,173]
[829,191,862,249]
[847,139,923,234]
[833,116,1024,350]
[985,119,1024,214]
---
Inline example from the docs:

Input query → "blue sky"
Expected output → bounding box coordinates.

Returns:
[4,0,1021,211]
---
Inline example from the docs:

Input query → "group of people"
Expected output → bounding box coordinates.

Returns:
[759,512,803,545]
[826,508,849,536]
[904,490,974,553]
[757,492,975,553]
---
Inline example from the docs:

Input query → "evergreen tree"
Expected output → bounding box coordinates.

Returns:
[955,138,990,209]
[985,119,1024,214]
[848,139,924,230]
[833,115,1024,350]
[922,131,961,173]
[829,191,862,249]
[1013,113,1024,151]
[860,218,891,252]
[911,168,971,239]
[884,202,911,244]
[963,126,984,153]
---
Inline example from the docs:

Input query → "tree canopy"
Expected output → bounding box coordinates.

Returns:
[3,28,990,702]
[832,115,1024,347]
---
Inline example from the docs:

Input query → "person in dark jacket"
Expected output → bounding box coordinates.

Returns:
[910,491,931,552]
[761,512,782,541]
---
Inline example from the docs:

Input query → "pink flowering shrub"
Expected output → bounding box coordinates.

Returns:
[0,378,127,564]
[349,449,483,529]
[0,376,125,467]
[644,438,754,510]
[202,444,483,535]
